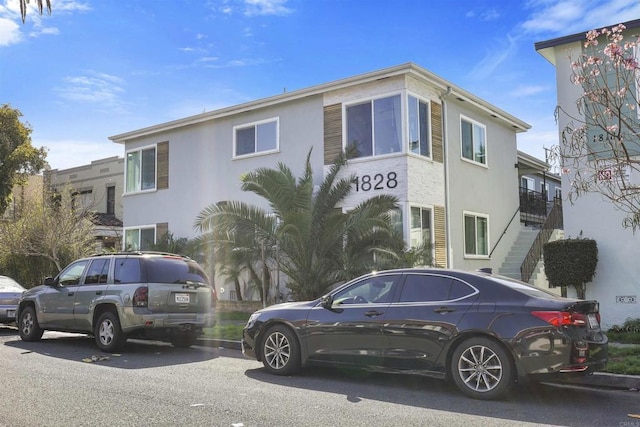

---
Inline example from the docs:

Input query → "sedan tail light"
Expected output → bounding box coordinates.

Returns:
[133,286,148,307]
[531,311,588,327]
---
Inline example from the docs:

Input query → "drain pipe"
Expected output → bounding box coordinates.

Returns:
[439,86,452,268]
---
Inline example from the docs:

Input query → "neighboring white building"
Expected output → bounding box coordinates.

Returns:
[109,63,532,299]
[536,20,640,328]
[44,156,124,251]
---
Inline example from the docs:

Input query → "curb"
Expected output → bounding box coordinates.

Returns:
[198,338,640,391]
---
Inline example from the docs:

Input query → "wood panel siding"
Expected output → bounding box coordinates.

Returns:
[431,101,443,164]
[324,103,342,165]
[434,205,447,267]
[156,222,168,242]
[157,141,169,190]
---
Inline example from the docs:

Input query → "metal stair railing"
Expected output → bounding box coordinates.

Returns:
[520,199,563,283]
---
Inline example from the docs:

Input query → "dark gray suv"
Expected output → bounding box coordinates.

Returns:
[16,252,216,352]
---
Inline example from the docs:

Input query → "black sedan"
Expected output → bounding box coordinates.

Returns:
[242,268,608,400]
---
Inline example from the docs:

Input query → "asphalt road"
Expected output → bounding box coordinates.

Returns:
[1,326,639,427]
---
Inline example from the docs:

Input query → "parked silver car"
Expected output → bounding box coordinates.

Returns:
[0,276,26,325]
[16,252,216,352]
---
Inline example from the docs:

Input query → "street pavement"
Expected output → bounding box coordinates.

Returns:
[196,337,640,392]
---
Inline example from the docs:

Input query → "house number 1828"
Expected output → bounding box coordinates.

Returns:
[355,172,398,192]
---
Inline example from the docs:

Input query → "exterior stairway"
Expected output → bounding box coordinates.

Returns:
[498,224,539,281]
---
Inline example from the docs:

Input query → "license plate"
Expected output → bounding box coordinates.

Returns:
[588,313,599,329]
[6,310,15,319]
[175,293,190,304]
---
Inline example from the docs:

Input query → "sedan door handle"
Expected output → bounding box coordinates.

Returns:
[67,292,75,297]
[434,306,456,314]
[364,310,384,317]
[95,291,103,295]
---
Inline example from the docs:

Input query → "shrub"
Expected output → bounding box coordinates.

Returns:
[543,238,597,299]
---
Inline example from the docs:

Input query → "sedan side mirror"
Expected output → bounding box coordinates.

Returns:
[44,277,57,287]
[320,294,334,309]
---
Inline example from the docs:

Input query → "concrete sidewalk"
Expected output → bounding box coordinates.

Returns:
[196,337,640,392]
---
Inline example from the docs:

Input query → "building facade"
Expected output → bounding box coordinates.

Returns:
[44,156,124,251]
[109,63,531,299]
[536,20,640,328]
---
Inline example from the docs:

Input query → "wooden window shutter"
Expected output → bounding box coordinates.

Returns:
[434,205,447,267]
[156,222,168,242]
[157,141,169,189]
[324,103,342,165]
[431,101,444,164]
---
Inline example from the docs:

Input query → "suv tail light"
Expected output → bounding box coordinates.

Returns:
[531,311,587,327]
[133,286,148,307]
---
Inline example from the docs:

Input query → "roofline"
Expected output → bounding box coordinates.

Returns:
[517,150,549,171]
[535,18,640,65]
[109,62,530,143]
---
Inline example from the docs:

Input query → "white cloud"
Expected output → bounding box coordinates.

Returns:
[509,85,548,97]
[521,0,640,36]
[0,16,21,45]
[244,0,292,17]
[39,137,123,171]
[469,33,519,80]
[54,71,128,113]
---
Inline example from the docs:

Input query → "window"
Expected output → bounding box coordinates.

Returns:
[346,94,402,158]
[555,187,562,200]
[124,227,155,251]
[520,177,535,192]
[398,274,473,302]
[106,186,115,215]
[84,259,109,285]
[464,212,489,257]
[114,258,142,284]
[57,260,90,286]
[408,95,430,157]
[333,274,400,305]
[461,117,487,165]
[541,183,550,200]
[76,189,93,210]
[410,206,432,249]
[126,146,156,193]
[234,118,278,157]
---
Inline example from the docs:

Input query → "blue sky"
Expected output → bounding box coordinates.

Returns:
[1,0,640,170]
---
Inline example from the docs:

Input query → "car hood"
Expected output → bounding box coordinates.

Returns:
[21,285,48,299]
[258,300,318,313]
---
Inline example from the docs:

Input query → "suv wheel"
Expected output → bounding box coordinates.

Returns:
[19,306,44,342]
[95,311,126,352]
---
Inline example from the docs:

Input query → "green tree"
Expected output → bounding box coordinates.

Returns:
[0,184,96,272]
[0,104,47,217]
[194,150,405,301]
[19,0,51,23]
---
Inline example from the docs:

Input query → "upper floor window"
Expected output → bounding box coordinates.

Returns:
[346,94,402,158]
[461,116,487,165]
[126,146,156,193]
[408,95,430,157]
[106,186,115,215]
[234,118,278,158]
[464,212,489,257]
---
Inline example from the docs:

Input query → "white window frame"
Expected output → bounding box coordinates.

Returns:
[343,91,403,159]
[521,177,535,192]
[409,205,433,249]
[125,144,157,194]
[460,115,488,167]
[463,211,490,259]
[407,93,432,158]
[123,225,156,251]
[233,117,279,159]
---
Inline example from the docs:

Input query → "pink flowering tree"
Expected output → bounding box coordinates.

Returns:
[556,23,640,230]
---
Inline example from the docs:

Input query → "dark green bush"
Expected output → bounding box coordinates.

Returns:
[543,238,597,298]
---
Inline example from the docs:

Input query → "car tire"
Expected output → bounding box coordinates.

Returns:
[261,324,301,376]
[95,311,126,352]
[450,336,514,400]
[18,306,44,342]
[170,332,197,348]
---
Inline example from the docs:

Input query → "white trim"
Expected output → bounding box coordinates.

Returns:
[342,91,404,157]
[462,210,490,259]
[124,143,158,195]
[232,117,280,159]
[460,114,488,168]
[123,224,156,250]
[407,92,432,159]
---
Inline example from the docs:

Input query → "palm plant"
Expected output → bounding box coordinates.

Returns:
[194,149,405,301]
[19,0,51,23]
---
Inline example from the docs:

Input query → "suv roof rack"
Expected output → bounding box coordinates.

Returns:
[88,251,191,259]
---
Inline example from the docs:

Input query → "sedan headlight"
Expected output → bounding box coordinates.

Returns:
[246,311,261,328]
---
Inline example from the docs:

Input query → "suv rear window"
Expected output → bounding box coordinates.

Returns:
[145,257,209,284]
